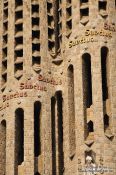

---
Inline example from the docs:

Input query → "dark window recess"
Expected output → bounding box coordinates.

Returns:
[34,101,41,157]
[32,5,39,13]
[15,37,23,45]
[4,2,8,8]
[66,7,72,18]
[15,108,24,166]
[32,57,41,65]
[2,60,7,69]
[88,121,94,132]
[82,53,92,108]
[15,49,23,57]
[2,48,7,58]
[15,24,23,32]
[104,114,109,131]
[15,0,23,7]
[66,20,72,30]
[47,2,52,13]
[0,120,6,175]
[15,63,23,70]
[101,47,108,101]
[48,41,55,50]
[3,22,8,31]
[99,1,107,11]
[80,8,89,18]
[32,18,39,26]
[81,0,88,3]
[2,73,7,82]
[15,11,23,20]
[35,172,40,175]
[4,9,8,19]
[51,97,56,175]
[56,91,64,175]
[48,28,54,39]
[32,43,40,51]
[32,30,40,39]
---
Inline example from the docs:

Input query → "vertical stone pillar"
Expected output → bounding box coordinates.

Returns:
[91,48,104,162]
[23,0,32,74]
[8,0,15,81]
[24,103,34,175]
[75,53,85,171]
[43,97,52,175]
[6,112,15,175]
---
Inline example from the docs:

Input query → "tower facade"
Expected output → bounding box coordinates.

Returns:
[0,0,116,175]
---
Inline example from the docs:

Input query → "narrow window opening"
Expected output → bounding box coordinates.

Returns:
[32,43,40,51]
[48,28,54,38]
[56,91,64,175]
[101,47,108,101]
[2,47,7,57]
[99,1,107,11]
[82,53,92,108]
[15,37,23,45]
[32,18,39,26]
[35,172,40,175]
[15,11,23,20]
[80,8,89,18]
[32,30,40,39]
[34,101,41,157]
[32,5,39,13]
[51,97,56,175]
[15,24,23,32]
[81,0,88,2]
[15,0,23,7]
[15,108,24,168]
[3,22,8,32]
[0,120,6,175]
[15,49,23,57]
[104,114,109,131]
[3,9,8,19]
[88,121,94,133]
[4,2,8,8]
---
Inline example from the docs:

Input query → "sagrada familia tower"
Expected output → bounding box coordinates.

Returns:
[0,0,116,175]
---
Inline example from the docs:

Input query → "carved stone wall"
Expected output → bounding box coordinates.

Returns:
[0,0,116,175]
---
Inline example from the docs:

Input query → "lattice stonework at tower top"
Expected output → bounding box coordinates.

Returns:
[0,0,116,175]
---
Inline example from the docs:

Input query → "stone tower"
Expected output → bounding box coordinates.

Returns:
[0,0,116,175]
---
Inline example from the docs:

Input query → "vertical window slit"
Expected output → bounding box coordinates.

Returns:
[34,101,41,174]
[51,97,56,175]
[101,47,109,101]
[82,53,92,108]
[56,91,64,175]
[0,120,6,175]
[15,108,24,174]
